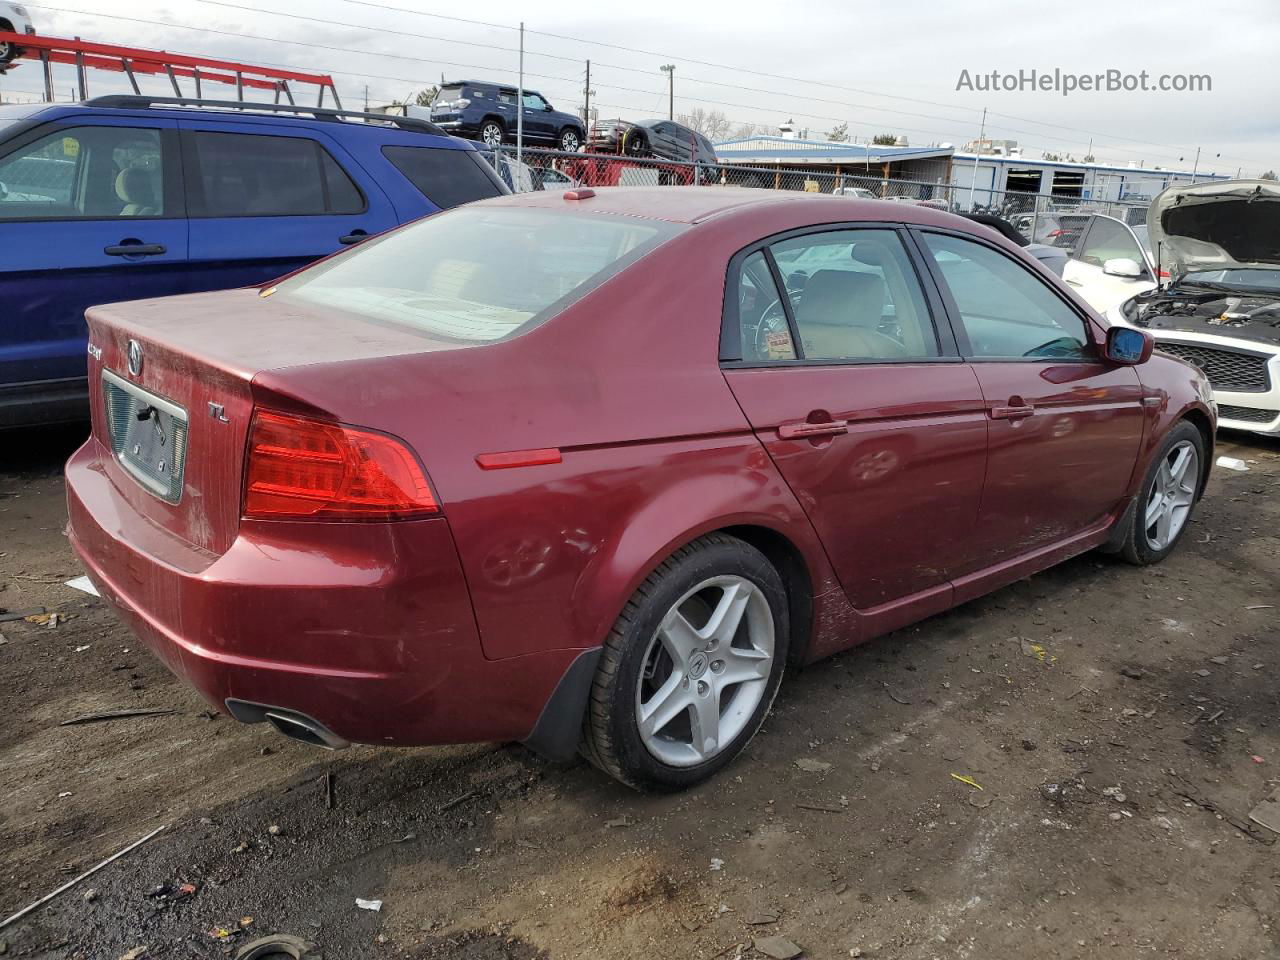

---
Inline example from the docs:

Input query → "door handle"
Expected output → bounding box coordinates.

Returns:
[991,403,1035,421]
[104,243,166,256]
[778,418,849,440]
[339,230,370,245]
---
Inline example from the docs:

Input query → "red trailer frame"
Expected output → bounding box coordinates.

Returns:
[0,31,341,106]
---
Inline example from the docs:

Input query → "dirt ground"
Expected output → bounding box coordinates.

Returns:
[1,423,1278,960]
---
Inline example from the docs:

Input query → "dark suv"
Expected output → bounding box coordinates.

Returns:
[429,81,585,152]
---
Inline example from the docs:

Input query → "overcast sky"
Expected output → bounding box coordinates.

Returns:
[5,0,1276,176]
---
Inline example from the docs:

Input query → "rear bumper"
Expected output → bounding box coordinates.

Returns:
[65,437,584,747]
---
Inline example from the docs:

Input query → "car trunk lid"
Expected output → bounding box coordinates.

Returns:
[86,288,469,557]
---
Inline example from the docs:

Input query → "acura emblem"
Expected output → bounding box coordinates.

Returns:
[126,339,144,378]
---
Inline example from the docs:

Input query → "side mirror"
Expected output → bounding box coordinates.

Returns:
[1105,325,1153,365]
[1103,257,1143,279]
[544,104,554,111]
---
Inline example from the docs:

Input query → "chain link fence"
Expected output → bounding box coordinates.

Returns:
[484,145,1152,243]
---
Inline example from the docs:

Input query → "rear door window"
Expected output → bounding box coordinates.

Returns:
[382,145,505,209]
[186,131,364,217]
[768,229,939,360]
[0,125,167,219]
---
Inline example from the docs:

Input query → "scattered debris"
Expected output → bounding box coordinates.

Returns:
[1039,782,1065,804]
[796,802,845,813]
[118,948,148,960]
[437,790,477,813]
[0,606,44,623]
[1194,669,1211,678]
[267,824,282,836]
[1209,655,1229,665]
[1171,774,1274,844]
[324,772,334,810]
[0,825,166,931]
[794,758,832,774]
[881,682,911,705]
[710,858,725,872]
[64,575,99,596]
[355,898,383,912]
[1120,667,1143,680]
[604,815,633,829]
[1018,638,1057,663]
[1246,604,1275,611]
[969,794,993,809]
[746,911,780,925]
[1252,755,1266,764]
[1216,456,1249,471]
[950,773,983,790]
[1066,686,1097,700]
[1102,786,1128,803]
[754,935,804,959]
[1248,788,1280,835]
[59,708,177,727]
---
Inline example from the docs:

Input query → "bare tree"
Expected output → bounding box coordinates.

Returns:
[676,108,732,141]
[729,121,765,140]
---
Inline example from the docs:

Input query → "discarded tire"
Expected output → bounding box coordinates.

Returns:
[234,935,322,960]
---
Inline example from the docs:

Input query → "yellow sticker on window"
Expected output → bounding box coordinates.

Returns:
[62,137,80,158]
[765,330,794,360]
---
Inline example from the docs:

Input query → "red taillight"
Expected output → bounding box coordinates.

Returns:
[1158,268,1171,280]
[243,411,438,521]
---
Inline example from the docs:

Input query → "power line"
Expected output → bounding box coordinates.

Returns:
[24,1,1266,173]
[334,0,1266,169]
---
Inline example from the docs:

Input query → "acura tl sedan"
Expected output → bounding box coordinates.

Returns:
[66,187,1215,791]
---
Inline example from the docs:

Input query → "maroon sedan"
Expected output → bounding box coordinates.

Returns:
[66,187,1215,790]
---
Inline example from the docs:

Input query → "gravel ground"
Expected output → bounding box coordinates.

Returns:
[0,423,1277,960]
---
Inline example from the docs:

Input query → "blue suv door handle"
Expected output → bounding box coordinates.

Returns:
[339,230,370,245]
[104,242,167,257]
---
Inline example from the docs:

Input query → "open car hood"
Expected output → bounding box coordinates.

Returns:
[1148,179,1280,277]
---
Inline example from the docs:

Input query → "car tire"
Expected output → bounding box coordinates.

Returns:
[558,127,582,153]
[623,130,651,158]
[581,533,789,791]
[0,41,15,65]
[479,119,505,148]
[1118,420,1206,566]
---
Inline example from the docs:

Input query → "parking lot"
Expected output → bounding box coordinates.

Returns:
[0,423,1274,960]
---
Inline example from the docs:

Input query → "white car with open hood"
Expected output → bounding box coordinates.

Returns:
[1107,180,1280,435]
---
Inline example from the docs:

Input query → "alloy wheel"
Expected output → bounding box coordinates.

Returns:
[635,575,775,767]
[1144,439,1198,550]
[560,130,581,152]
[481,123,503,147]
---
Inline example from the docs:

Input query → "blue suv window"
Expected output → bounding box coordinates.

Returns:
[186,131,364,217]
[382,145,504,209]
[0,125,166,220]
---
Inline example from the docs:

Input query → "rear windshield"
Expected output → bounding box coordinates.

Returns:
[275,206,681,342]
[382,145,505,209]
[436,85,466,102]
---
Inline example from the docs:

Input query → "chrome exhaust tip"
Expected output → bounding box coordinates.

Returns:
[224,699,350,750]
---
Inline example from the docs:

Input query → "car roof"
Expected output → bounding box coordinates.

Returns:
[481,185,975,229]
[14,100,472,147]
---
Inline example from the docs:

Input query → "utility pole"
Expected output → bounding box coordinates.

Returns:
[967,106,986,211]
[516,21,524,165]
[1190,145,1200,183]
[660,64,675,120]
[363,84,368,111]
[583,59,592,128]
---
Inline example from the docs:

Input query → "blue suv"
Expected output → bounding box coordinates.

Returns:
[0,95,508,427]
[429,81,586,153]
